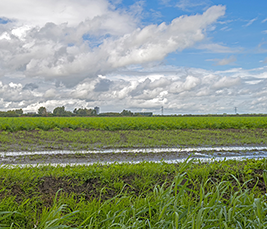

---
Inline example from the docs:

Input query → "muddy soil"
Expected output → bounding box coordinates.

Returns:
[1,148,266,165]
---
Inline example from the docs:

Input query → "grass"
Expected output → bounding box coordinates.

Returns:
[1,158,267,227]
[1,129,267,152]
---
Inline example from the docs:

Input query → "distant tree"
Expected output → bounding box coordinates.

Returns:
[38,107,47,116]
[14,109,23,115]
[120,110,133,116]
[91,109,97,115]
[73,108,96,116]
[53,106,66,116]
[65,111,73,117]
[6,110,19,117]
[53,106,73,116]
[0,109,22,117]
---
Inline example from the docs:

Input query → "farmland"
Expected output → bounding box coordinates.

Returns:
[1,116,267,227]
[1,129,267,153]
[1,116,267,131]
[1,116,267,154]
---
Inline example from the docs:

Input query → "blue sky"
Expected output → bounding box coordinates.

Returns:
[142,0,267,70]
[0,0,266,114]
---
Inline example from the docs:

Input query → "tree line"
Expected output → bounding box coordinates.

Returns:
[38,106,98,117]
[0,107,97,117]
[0,107,146,117]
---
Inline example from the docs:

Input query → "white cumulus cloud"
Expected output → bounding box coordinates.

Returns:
[0,4,225,87]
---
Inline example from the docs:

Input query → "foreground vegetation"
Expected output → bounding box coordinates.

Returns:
[1,117,267,227]
[1,159,267,228]
[1,116,267,132]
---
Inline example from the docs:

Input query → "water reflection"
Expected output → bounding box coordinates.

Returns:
[1,146,267,168]
[1,146,267,157]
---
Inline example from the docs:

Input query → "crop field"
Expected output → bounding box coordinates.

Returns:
[1,116,267,131]
[0,129,267,153]
[1,116,267,227]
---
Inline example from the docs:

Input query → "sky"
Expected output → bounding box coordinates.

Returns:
[0,0,267,114]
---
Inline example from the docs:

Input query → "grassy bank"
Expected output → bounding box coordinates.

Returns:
[1,129,267,152]
[1,159,267,228]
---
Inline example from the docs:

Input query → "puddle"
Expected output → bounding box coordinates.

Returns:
[0,146,267,167]
[1,146,267,157]
[1,153,267,168]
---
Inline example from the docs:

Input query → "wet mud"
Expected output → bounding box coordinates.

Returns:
[1,146,267,166]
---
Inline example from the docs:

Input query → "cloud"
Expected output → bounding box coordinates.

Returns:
[0,65,266,114]
[244,17,257,27]
[22,83,39,91]
[220,26,232,31]
[217,19,233,25]
[206,56,236,65]
[213,76,241,89]
[159,0,172,6]
[0,0,113,27]
[169,75,200,93]
[105,5,225,68]
[262,18,267,23]
[176,0,210,11]
[256,41,267,53]
[94,78,112,92]
[260,57,267,63]
[44,89,57,99]
[0,4,226,87]
[197,43,239,53]
[4,3,266,114]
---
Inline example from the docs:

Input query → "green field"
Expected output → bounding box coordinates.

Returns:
[1,117,267,228]
[0,129,267,152]
[1,116,267,131]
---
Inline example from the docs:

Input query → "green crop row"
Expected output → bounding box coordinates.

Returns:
[1,129,267,152]
[1,116,267,131]
[1,159,267,228]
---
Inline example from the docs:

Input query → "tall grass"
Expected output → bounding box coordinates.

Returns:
[1,159,267,228]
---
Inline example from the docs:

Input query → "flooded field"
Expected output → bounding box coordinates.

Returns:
[2,117,267,227]
[1,121,267,166]
[2,146,267,166]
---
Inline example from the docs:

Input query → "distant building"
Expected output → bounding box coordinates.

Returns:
[94,107,100,115]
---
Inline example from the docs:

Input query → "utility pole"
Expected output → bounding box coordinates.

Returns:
[161,106,163,116]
